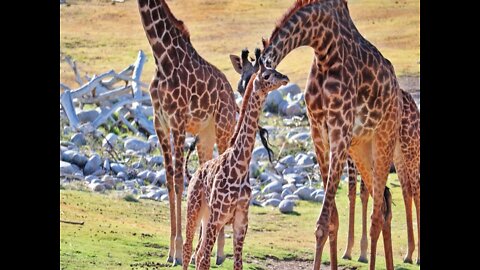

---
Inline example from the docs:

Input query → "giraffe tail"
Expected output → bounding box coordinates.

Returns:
[258,126,274,164]
[383,186,392,220]
[184,136,198,185]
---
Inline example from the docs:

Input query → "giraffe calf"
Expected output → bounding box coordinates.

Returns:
[182,54,289,270]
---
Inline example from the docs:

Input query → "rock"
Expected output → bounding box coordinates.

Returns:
[264,90,284,112]
[264,192,282,201]
[282,167,304,175]
[292,93,304,102]
[160,193,169,201]
[289,132,311,143]
[279,200,295,213]
[252,146,269,161]
[135,179,145,186]
[295,153,315,167]
[83,154,102,175]
[284,173,306,185]
[137,170,150,180]
[259,172,281,183]
[62,150,88,167]
[279,155,296,166]
[262,198,281,207]
[132,162,144,169]
[281,189,293,198]
[249,178,258,186]
[85,175,98,183]
[124,138,150,153]
[262,181,283,194]
[146,171,157,183]
[282,183,297,193]
[284,194,300,201]
[102,133,119,148]
[70,133,86,146]
[60,161,80,175]
[89,183,105,192]
[148,135,159,149]
[124,180,136,189]
[110,163,127,174]
[284,102,304,117]
[139,188,168,201]
[251,189,261,200]
[102,175,115,190]
[155,169,166,185]
[274,163,286,173]
[249,162,260,178]
[277,100,289,115]
[294,186,315,200]
[103,159,110,173]
[77,109,99,123]
[117,171,128,180]
[278,83,301,97]
[147,155,164,166]
[310,189,325,202]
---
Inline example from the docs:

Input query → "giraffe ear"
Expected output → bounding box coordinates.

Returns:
[229,55,243,74]
[261,37,268,49]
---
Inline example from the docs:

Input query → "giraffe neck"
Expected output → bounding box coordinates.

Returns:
[266,0,352,68]
[137,0,194,69]
[232,78,266,170]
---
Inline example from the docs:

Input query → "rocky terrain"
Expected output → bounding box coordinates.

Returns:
[60,80,420,215]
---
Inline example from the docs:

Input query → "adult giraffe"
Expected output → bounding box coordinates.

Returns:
[343,88,420,265]
[260,0,402,269]
[136,0,237,265]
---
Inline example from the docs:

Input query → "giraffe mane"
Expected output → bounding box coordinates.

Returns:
[159,0,191,41]
[266,0,321,47]
[229,73,258,146]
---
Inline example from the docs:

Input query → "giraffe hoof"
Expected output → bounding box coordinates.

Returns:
[173,258,182,266]
[216,256,226,265]
[342,254,352,260]
[403,257,413,264]
[166,255,174,263]
[416,258,420,265]
[358,256,368,263]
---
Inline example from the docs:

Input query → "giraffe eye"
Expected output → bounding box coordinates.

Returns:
[263,73,271,80]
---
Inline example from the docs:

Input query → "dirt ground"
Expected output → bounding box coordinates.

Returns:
[261,258,357,270]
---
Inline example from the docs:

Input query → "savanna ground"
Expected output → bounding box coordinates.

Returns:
[60,0,420,269]
[61,173,418,270]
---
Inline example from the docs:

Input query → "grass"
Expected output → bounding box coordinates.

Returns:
[60,173,420,270]
[60,0,419,90]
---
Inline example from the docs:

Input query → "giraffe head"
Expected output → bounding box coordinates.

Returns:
[229,48,261,96]
[253,57,290,94]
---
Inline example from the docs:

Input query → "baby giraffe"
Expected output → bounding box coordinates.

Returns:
[183,54,289,270]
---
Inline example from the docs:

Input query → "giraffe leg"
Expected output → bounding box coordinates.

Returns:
[194,209,210,266]
[342,156,357,260]
[358,178,369,263]
[197,215,221,270]
[216,227,226,265]
[195,124,227,265]
[311,122,349,270]
[329,202,339,270]
[369,133,396,270]
[393,144,415,264]
[309,123,330,270]
[214,120,232,266]
[348,142,374,264]
[171,122,186,266]
[382,187,394,270]
[412,173,420,265]
[232,205,249,270]
[183,183,205,270]
[153,117,176,263]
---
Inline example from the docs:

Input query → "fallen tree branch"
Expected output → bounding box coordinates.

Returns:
[60,219,85,225]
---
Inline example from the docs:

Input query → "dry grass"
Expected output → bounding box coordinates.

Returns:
[60,0,419,90]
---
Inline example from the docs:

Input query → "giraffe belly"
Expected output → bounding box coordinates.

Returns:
[185,113,213,134]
